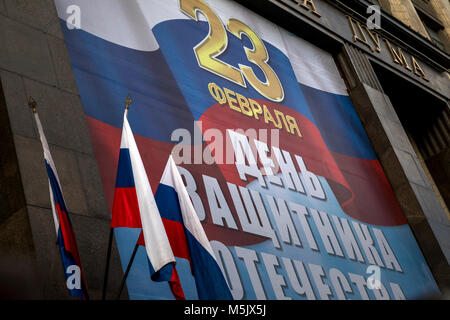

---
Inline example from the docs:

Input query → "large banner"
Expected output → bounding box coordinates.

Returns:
[55,0,439,300]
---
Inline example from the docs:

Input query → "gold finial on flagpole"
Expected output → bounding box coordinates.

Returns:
[125,94,132,110]
[28,96,37,114]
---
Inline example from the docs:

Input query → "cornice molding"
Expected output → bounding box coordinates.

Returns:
[333,0,450,70]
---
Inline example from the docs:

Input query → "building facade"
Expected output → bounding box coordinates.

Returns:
[0,0,449,299]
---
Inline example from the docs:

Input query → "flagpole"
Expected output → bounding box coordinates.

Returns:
[116,242,139,300]
[30,96,90,300]
[101,228,114,300]
[28,96,37,114]
[102,94,133,300]
[30,98,57,246]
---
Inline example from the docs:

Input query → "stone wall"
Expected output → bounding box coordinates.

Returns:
[429,0,450,53]
[0,0,125,299]
[379,0,430,39]
[338,44,450,295]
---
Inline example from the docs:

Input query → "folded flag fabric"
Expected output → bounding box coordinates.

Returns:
[148,155,233,300]
[111,110,184,299]
[34,111,89,300]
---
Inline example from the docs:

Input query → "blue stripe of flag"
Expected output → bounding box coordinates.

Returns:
[155,184,184,224]
[57,229,85,299]
[155,182,233,300]
[115,148,135,188]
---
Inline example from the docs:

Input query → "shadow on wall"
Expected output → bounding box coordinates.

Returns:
[0,255,41,300]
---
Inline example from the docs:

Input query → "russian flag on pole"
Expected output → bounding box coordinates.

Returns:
[153,155,233,300]
[111,110,184,299]
[34,111,89,300]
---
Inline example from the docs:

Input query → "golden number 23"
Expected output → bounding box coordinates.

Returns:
[180,0,284,102]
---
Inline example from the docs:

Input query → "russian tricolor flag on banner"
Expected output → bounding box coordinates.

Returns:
[34,111,89,300]
[151,155,233,300]
[111,110,184,299]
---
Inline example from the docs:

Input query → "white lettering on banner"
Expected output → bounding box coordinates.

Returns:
[349,272,370,300]
[177,166,206,221]
[310,209,344,257]
[329,268,353,300]
[249,189,281,248]
[254,139,283,187]
[373,228,403,272]
[266,195,302,247]
[332,215,365,262]
[289,202,320,251]
[210,241,244,300]
[261,253,291,300]
[173,129,407,300]
[227,183,265,237]
[373,281,390,300]
[352,222,385,268]
[295,155,325,199]
[203,174,238,230]
[272,146,306,193]
[211,242,407,300]
[390,283,406,300]
[309,263,333,300]
[235,247,267,300]
[282,257,316,300]
[228,129,266,188]
[227,183,280,247]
